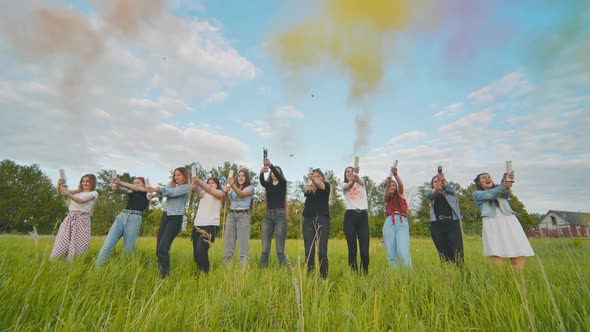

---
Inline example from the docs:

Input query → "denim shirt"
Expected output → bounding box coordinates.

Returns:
[472,182,514,218]
[160,184,190,216]
[427,185,461,221]
[229,185,255,210]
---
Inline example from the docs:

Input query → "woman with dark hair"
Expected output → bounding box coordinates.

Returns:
[96,176,152,267]
[302,168,331,278]
[191,176,225,273]
[259,158,288,268]
[146,167,190,278]
[473,171,534,270]
[340,165,369,273]
[428,172,464,265]
[382,166,411,268]
[51,174,98,261]
[223,169,255,267]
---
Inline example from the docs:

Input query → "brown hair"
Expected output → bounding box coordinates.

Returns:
[267,165,283,182]
[134,177,146,185]
[474,173,492,191]
[312,168,326,182]
[430,175,438,189]
[68,174,97,207]
[170,167,189,187]
[237,169,252,189]
[207,177,225,205]
[343,166,354,183]
[387,180,402,212]
[77,174,97,192]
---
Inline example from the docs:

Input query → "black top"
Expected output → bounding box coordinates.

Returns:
[302,182,331,217]
[125,191,150,212]
[433,195,453,221]
[259,165,287,210]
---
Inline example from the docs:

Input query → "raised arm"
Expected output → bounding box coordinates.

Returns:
[341,180,354,192]
[117,180,146,192]
[113,184,132,194]
[60,188,96,204]
[195,177,224,199]
[269,164,286,185]
[159,184,190,197]
[230,184,254,198]
[310,176,326,191]
[472,184,511,204]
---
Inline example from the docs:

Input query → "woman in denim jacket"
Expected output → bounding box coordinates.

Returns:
[473,171,534,270]
[428,172,463,265]
[146,167,190,278]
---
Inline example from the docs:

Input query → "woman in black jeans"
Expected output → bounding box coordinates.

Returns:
[146,167,190,278]
[340,166,369,273]
[259,158,288,267]
[302,168,331,278]
[190,176,225,273]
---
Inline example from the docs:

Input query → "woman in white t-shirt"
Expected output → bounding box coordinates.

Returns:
[51,174,98,261]
[190,176,225,273]
[340,166,370,273]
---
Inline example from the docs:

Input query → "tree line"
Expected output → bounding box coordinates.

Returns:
[0,159,538,237]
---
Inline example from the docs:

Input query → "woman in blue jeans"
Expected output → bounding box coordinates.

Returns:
[96,176,152,267]
[382,166,411,268]
[259,158,288,268]
[146,167,190,278]
[223,169,255,267]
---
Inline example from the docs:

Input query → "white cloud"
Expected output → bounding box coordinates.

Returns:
[271,105,304,119]
[360,69,589,213]
[243,105,305,158]
[434,101,463,119]
[0,2,255,178]
[244,120,272,138]
[386,131,426,145]
[468,71,532,106]
[206,91,228,103]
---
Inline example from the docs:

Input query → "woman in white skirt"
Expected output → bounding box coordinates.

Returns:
[472,171,534,270]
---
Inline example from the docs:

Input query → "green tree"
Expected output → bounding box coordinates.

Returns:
[324,170,345,238]
[409,182,434,237]
[507,195,537,229]
[0,159,67,234]
[457,184,483,236]
[365,177,387,238]
[286,198,304,239]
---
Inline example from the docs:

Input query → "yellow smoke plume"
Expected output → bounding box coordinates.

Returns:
[269,0,429,102]
[268,0,434,152]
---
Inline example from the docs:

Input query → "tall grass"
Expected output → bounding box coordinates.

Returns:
[0,235,588,331]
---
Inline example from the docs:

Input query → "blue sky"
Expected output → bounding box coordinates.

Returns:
[0,0,588,213]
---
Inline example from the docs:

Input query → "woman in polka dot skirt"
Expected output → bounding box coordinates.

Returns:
[51,174,98,261]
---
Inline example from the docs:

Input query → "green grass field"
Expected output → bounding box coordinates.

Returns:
[0,234,588,331]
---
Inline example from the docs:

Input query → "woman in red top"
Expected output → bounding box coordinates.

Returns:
[382,166,412,268]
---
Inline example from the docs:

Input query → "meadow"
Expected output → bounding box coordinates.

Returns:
[0,234,588,331]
